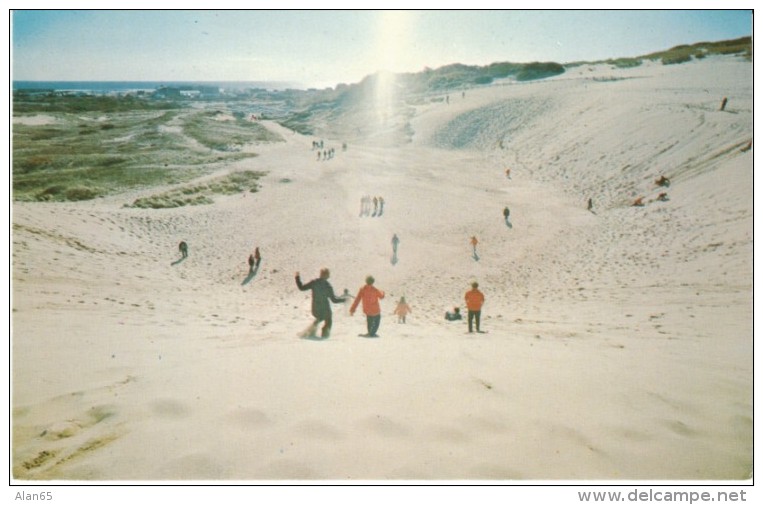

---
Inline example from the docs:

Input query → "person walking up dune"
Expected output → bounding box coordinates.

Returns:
[350,276,385,337]
[391,233,400,255]
[178,241,188,259]
[295,268,345,339]
[503,207,512,228]
[470,236,479,260]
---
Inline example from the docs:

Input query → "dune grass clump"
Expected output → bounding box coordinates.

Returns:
[645,36,752,65]
[128,170,266,209]
[183,111,283,151]
[515,62,566,81]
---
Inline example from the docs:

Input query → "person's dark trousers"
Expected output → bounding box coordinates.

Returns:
[320,315,333,337]
[468,310,481,333]
[367,315,381,336]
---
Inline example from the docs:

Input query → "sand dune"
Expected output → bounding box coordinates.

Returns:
[11,56,752,481]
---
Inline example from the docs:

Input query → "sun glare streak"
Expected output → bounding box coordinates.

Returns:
[372,11,414,131]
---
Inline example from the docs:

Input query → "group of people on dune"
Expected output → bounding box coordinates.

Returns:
[294,269,485,339]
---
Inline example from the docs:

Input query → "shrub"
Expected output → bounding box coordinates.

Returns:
[515,62,565,81]
[64,186,101,201]
[662,54,692,65]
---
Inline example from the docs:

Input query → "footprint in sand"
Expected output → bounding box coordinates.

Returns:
[15,404,121,479]
[149,398,191,419]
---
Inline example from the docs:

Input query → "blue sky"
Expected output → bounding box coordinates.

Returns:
[11,9,752,88]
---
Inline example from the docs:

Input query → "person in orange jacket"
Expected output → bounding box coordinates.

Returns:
[350,275,385,337]
[465,281,485,333]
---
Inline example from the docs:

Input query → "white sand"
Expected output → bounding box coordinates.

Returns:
[13,114,57,126]
[11,56,752,482]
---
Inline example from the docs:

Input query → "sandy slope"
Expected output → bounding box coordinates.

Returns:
[11,56,752,481]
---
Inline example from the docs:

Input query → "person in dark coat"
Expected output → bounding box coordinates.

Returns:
[295,268,345,338]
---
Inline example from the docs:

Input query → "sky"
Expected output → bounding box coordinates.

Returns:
[11,9,753,89]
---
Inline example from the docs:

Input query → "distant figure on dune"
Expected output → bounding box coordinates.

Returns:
[378,196,385,216]
[360,195,372,216]
[248,254,255,273]
[632,197,645,207]
[503,206,512,228]
[372,197,379,217]
[394,297,412,324]
[465,282,486,333]
[295,268,345,339]
[254,247,261,268]
[587,197,594,212]
[656,175,670,188]
[350,275,385,337]
[178,241,188,259]
[391,234,400,255]
[505,168,511,179]
[470,236,479,257]
[720,97,728,111]
[657,192,670,202]
[445,307,462,321]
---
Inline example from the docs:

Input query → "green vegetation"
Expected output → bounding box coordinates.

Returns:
[128,170,266,209]
[183,110,283,151]
[12,92,182,114]
[515,62,566,81]
[647,37,751,65]
[568,36,751,69]
[12,103,277,201]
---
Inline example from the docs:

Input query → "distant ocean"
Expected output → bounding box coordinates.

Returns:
[13,80,301,93]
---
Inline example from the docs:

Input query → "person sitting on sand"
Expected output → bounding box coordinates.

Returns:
[632,197,645,207]
[445,307,462,321]
[350,275,385,337]
[656,175,670,187]
[295,268,345,339]
[178,241,188,258]
[657,192,669,202]
[393,297,412,324]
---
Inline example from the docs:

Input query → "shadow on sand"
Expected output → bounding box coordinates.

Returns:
[241,264,260,285]
[391,252,398,266]
[171,256,187,266]
[472,251,480,262]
